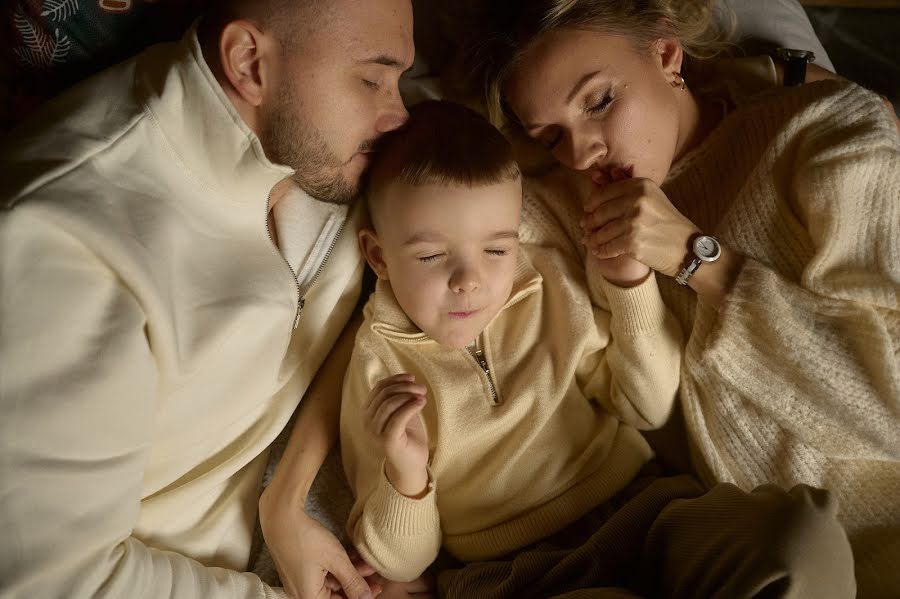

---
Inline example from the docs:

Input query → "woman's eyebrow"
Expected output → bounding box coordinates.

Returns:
[566,69,605,104]
[523,69,606,131]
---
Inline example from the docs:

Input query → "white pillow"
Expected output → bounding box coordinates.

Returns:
[728,0,834,71]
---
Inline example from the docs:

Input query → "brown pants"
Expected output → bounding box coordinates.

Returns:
[438,474,855,599]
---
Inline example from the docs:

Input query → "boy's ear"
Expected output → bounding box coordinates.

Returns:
[358,229,390,280]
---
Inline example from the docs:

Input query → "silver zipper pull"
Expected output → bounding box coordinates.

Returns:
[475,349,490,375]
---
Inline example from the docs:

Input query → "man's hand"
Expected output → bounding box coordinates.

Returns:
[260,503,377,599]
[366,572,436,599]
[364,374,430,497]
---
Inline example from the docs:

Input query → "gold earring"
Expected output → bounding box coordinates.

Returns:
[670,72,686,90]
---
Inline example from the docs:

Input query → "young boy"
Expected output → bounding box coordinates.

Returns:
[340,101,854,598]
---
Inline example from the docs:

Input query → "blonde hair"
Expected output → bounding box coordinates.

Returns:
[463,0,733,127]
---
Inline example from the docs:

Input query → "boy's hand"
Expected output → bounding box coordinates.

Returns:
[583,167,651,287]
[581,169,700,281]
[365,374,430,497]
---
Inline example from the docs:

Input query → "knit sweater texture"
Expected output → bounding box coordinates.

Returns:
[525,80,900,597]
[341,203,683,581]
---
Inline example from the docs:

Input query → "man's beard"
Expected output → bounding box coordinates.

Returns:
[260,86,371,205]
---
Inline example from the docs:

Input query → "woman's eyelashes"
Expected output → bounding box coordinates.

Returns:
[587,91,613,115]
[362,79,380,91]
[537,91,614,150]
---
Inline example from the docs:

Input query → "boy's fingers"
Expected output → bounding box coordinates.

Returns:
[364,386,424,428]
[590,233,631,260]
[373,393,424,435]
[583,179,636,212]
[368,374,415,400]
[385,396,427,442]
[580,196,631,234]
[365,380,425,411]
[585,218,630,251]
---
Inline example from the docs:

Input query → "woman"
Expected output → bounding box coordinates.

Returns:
[463,0,899,596]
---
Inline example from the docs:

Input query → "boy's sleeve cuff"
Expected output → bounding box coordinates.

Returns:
[595,272,669,334]
[367,461,439,536]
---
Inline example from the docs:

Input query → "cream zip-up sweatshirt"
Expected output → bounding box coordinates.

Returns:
[341,208,683,581]
[0,25,363,599]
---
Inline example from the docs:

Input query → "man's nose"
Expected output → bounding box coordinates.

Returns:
[375,92,409,134]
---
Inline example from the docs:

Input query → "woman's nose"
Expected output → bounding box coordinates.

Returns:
[562,131,608,172]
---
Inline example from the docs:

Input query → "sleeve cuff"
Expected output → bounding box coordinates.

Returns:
[595,272,669,334]
[367,462,439,536]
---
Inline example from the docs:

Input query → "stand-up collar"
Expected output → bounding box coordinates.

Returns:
[137,22,294,206]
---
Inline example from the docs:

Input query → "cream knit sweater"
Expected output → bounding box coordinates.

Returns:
[341,216,682,581]
[527,80,900,597]
[665,80,899,596]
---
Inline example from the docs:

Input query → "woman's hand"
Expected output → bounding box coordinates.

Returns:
[365,374,430,497]
[580,177,699,278]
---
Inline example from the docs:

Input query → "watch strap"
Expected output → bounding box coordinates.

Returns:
[784,59,807,87]
[676,257,702,286]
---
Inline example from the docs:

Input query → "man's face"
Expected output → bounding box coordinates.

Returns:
[368,179,522,349]
[259,0,414,204]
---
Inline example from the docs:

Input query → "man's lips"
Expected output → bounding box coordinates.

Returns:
[448,309,481,320]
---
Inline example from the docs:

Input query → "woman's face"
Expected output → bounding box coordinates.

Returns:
[504,28,688,185]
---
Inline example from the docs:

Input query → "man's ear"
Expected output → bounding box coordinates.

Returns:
[359,229,390,280]
[654,37,684,79]
[219,20,272,107]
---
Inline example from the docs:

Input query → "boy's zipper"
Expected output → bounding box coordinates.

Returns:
[468,336,498,405]
[295,219,346,328]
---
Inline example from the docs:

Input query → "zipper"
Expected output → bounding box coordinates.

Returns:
[468,336,498,405]
[294,219,346,328]
[265,190,301,329]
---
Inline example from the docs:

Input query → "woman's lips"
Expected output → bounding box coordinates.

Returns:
[448,309,481,320]
[591,164,634,187]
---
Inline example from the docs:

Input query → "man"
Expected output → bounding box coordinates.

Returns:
[0,0,414,597]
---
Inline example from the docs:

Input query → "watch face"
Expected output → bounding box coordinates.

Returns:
[693,235,721,261]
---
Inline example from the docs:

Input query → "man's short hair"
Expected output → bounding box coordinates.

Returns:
[367,100,521,202]
[200,0,321,49]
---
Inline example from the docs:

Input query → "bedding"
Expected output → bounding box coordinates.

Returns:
[0,0,854,588]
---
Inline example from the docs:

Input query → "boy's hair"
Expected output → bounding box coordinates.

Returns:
[366,100,521,215]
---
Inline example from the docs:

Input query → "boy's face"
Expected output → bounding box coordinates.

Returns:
[361,179,523,348]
